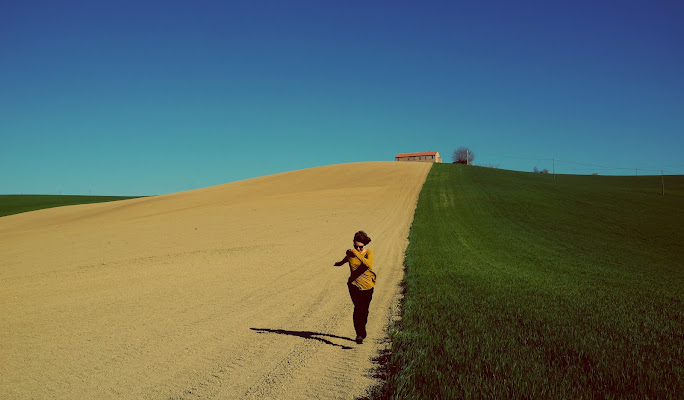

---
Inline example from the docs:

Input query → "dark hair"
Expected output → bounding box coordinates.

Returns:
[354,231,371,245]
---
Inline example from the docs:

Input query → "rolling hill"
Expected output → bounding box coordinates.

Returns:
[0,161,430,399]
[381,164,683,399]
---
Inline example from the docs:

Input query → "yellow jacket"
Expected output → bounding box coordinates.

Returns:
[348,249,376,290]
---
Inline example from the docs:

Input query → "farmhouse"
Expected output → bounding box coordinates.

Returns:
[395,151,442,163]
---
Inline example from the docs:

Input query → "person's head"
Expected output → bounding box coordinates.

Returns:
[353,231,371,251]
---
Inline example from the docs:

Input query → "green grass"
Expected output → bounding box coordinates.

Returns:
[0,194,142,217]
[376,164,683,399]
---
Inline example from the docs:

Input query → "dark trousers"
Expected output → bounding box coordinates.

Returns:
[347,282,374,338]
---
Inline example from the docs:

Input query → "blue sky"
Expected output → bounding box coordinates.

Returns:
[2,0,683,195]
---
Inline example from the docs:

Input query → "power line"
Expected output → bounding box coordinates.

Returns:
[555,160,638,171]
[473,153,682,175]
[476,153,553,161]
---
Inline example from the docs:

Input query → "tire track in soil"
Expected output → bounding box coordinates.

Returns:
[172,165,429,399]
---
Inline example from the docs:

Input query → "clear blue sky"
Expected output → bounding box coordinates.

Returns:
[2,0,683,195]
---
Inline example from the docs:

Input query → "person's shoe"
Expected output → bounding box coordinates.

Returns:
[356,335,363,344]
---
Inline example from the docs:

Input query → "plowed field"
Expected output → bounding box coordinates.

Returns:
[0,161,430,399]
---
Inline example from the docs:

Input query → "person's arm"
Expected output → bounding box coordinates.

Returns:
[348,265,367,283]
[334,254,350,266]
[352,249,374,269]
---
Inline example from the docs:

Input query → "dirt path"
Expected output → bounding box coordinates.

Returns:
[0,161,430,399]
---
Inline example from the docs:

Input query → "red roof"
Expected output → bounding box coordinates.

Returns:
[395,151,439,158]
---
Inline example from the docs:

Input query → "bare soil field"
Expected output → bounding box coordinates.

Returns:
[0,161,430,399]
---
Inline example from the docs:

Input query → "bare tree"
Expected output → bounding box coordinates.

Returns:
[452,147,475,164]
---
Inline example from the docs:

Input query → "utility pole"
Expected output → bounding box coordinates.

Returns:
[662,170,665,196]
[553,158,556,180]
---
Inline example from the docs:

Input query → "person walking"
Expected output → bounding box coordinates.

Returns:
[334,231,375,344]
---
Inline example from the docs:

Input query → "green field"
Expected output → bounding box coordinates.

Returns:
[376,164,683,399]
[0,195,142,217]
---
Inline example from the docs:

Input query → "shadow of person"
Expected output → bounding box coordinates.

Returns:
[250,328,355,350]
